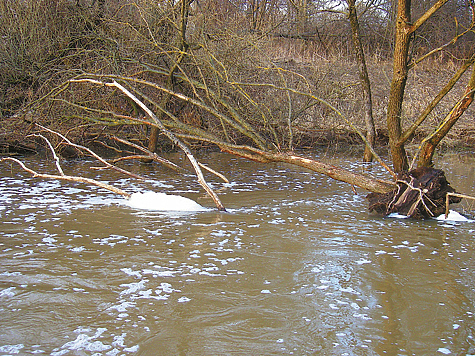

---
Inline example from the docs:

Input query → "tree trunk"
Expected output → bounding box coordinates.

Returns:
[146,92,173,157]
[220,146,395,194]
[296,0,309,35]
[386,0,450,172]
[417,63,475,167]
[147,0,191,157]
[386,0,411,173]
[347,0,376,163]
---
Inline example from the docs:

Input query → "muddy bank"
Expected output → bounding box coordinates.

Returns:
[2,116,475,159]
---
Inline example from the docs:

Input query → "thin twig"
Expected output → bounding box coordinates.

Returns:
[1,157,131,198]
[108,135,184,172]
[30,134,64,176]
[35,123,145,180]
[198,162,229,183]
[445,192,475,218]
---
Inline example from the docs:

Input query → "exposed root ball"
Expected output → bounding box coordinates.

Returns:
[366,167,462,219]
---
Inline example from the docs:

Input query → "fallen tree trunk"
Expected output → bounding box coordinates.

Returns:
[219,145,396,194]
[366,167,462,219]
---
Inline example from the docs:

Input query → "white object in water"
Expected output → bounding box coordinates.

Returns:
[126,191,206,212]
[387,212,409,219]
[435,210,472,222]
[387,210,472,222]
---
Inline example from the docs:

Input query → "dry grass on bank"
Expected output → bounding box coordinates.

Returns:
[255,38,475,152]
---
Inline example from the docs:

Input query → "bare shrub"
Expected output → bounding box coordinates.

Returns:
[2,0,474,156]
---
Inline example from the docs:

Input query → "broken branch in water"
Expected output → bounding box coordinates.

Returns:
[197,162,229,184]
[3,132,133,198]
[1,157,131,198]
[445,192,475,219]
[5,131,133,199]
[35,123,145,181]
[70,78,226,211]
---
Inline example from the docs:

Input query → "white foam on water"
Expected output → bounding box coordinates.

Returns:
[387,213,409,219]
[0,286,16,298]
[125,191,207,212]
[51,328,110,355]
[120,280,148,295]
[435,210,473,222]
[387,210,473,223]
[355,258,372,265]
[0,344,24,354]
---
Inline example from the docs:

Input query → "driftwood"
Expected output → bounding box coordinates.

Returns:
[1,157,131,198]
[70,78,226,211]
[367,167,462,219]
[1,132,132,198]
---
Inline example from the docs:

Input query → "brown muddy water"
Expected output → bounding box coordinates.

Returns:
[1,151,475,356]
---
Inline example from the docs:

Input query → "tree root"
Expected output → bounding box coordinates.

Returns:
[367,167,462,219]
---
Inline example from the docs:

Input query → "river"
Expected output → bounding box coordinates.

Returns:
[1,151,474,355]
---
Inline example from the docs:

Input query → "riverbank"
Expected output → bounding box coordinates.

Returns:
[2,112,474,158]
[2,0,474,161]
[2,47,474,157]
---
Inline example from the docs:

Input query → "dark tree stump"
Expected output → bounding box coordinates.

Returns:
[366,167,462,219]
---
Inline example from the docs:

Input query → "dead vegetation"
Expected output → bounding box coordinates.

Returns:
[1,0,475,216]
[2,56,474,155]
[1,0,474,156]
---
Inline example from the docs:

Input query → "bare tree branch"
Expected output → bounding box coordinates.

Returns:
[35,124,145,180]
[1,157,131,199]
[109,135,185,172]
[410,0,450,33]
[69,78,226,211]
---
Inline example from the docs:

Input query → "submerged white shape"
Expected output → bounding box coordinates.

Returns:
[387,212,409,219]
[177,296,191,303]
[387,210,473,222]
[436,210,472,222]
[126,191,206,212]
